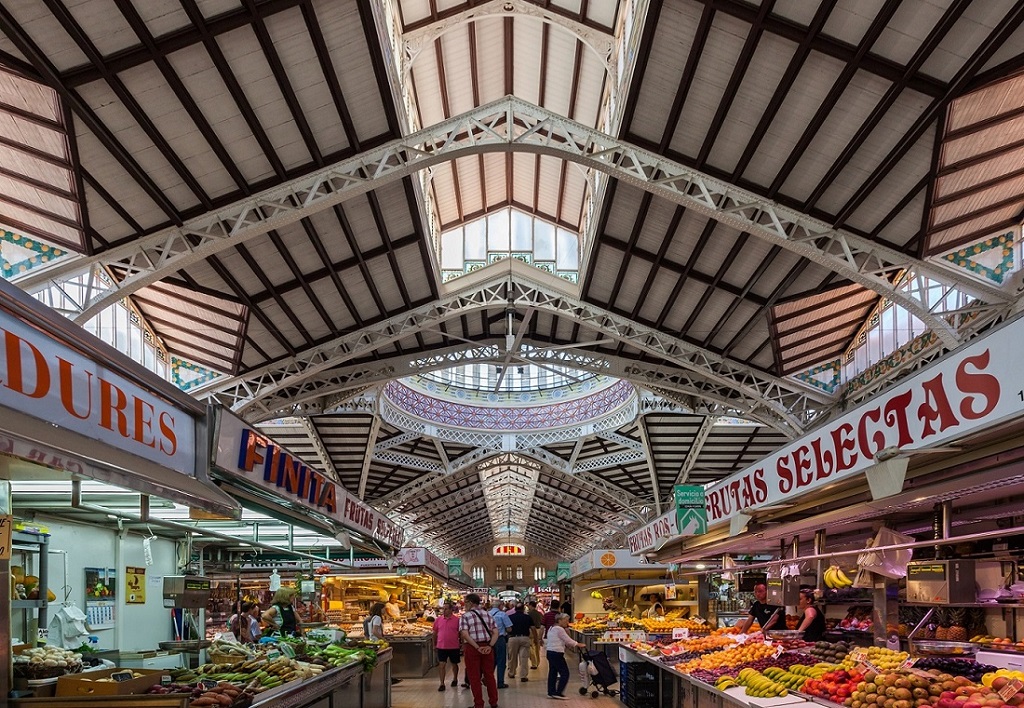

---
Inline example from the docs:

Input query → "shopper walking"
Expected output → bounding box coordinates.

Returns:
[459,593,499,708]
[545,613,584,699]
[506,603,533,682]
[487,600,512,688]
[527,601,544,669]
[541,600,560,635]
[433,602,461,691]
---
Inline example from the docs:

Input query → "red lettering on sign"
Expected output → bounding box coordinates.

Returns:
[956,350,999,420]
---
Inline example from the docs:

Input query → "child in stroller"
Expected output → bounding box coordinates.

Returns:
[578,648,618,698]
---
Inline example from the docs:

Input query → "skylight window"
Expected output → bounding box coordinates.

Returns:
[842,275,977,380]
[440,208,580,284]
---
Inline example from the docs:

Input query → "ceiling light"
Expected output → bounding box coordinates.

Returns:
[695,563,706,570]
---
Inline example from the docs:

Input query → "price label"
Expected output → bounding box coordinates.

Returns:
[773,645,784,658]
[849,648,869,663]
[266,650,281,661]
[672,628,690,640]
[999,680,1024,701]
[0,516,11,561]
[200,679,219,690]
[37,628,48,640]
[899,657,918,670]
[694,617,706,625]
[764,640,773,647]
[110,671,135,683]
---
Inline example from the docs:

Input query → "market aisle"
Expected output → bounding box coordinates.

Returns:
[391,652,620,708]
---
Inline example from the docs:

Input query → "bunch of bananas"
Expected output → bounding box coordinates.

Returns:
[823,565,854,588]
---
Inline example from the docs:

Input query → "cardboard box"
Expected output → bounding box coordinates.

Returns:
[56,668,163,696]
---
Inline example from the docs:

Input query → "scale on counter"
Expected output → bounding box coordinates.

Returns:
[161,576,213,653]
[905,561,975,604]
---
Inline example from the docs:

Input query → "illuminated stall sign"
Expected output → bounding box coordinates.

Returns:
[704,314,1024,527]
[493,543,526,556]
[214,410,404,549]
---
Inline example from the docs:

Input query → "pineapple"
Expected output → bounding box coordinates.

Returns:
[935,623,950,640]
[948,608,968,642]
[898,622,909,637]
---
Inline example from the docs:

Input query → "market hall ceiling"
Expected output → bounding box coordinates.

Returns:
[2,0,1024,558]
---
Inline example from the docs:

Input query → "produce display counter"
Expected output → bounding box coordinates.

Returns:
[619,644,813,708]
[386,634,435,678]
[250,648,392,708]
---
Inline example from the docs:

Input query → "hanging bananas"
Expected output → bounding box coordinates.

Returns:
[823,565,854,589]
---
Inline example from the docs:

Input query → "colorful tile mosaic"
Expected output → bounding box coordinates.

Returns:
[792,359,841,394]
[940,231,1017,283]
[171,356,222,392]
[0,229,66,278]
[383,379,636,431]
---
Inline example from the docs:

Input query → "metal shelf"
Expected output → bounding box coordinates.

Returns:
[11,599,45,609]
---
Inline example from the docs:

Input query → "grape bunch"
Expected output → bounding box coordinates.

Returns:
[912,657,996,682]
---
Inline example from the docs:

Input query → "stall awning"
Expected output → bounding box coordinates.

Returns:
[0,407,239,517]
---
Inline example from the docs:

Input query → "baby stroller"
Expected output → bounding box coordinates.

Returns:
[578,648,618,698]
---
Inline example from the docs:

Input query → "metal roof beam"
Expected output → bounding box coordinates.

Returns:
[674,416,716,487]
[16,97,1004,346]
[190,262,825,433]
[636,418,661,514]
[357,416,382,499]
[298,417,339,483]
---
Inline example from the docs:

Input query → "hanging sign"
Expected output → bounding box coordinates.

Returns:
[447,558,463,577]
[556,562,571,581]
[213,409,404,548]
[627,510,678,555]
[0,515,11,561]
[0,310,195,474]
[675,485,707,535]
[493,543,526,556]
[704,314,1022,527]
[125,566,146,604]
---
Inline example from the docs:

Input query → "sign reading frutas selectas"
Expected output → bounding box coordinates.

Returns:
[213,410,404,548]
[674,485,707,535]
[702,314,1023,528]
[0,311,195,475]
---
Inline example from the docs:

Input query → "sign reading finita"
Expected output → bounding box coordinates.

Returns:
[213,409,404,549]
[493,543,526,556]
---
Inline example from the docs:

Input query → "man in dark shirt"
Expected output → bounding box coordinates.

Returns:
[507,604,534,681]
[541,601,560,636]
[527,601,544,669]
[738,583,782,634]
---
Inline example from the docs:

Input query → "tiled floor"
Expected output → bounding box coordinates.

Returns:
[391,653,621,708]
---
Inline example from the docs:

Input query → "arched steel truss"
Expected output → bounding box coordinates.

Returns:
[14,97,1008,345]
[192,263,828,436]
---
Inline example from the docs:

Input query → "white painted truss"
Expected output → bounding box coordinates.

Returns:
[192,262,827,435]
[13,97,1008,348]
[298,417,339,483]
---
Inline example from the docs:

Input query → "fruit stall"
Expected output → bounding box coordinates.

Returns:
[613,627,1024,708]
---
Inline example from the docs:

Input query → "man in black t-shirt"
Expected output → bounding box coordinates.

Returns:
[738,583,782,634]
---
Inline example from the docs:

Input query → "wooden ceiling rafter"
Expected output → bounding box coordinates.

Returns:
[245,232,420,307]
[835,1,1024,228]
[0,6,180,222]
[765,0,902,200]
[801,0,970,216]
[60,0,307,87]
[264,228,337,334]
[242,0,324,167]
[699,0,946,98]
[179,0,287,181]
[694,0,774,168]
